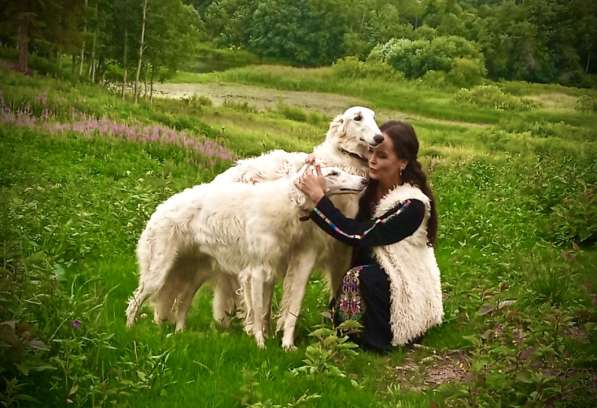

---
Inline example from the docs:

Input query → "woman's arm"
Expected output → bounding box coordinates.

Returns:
[310,196,425,247]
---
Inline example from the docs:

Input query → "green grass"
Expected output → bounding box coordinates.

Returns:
[1,67,596,407]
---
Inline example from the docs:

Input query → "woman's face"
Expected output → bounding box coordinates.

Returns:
[368,134,407,186]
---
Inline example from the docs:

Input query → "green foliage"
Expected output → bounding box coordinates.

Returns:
[550,190,597,245]
[368,35,487,84]
[275,103,307,122]
[332,56,402,81]
[290,322,360,380]
[446,57,487,88]
[191,43,261,72]
[454,85,538,111]
[575,95,597,112]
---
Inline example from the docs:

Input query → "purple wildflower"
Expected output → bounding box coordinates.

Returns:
[71,319,81,329]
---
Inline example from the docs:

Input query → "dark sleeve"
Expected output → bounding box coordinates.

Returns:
[309,196,425,248]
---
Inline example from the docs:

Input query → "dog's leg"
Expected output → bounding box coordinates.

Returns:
[240,271,254,335]
[173,258,210,332]
[249,271,266,348]
[212,273,238,328]
[153,276,178,325]
[126,243,177,327]
[278,248,318,351]
[262,279,274,337]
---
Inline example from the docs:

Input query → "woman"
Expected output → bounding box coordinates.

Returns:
[297,120,443,352]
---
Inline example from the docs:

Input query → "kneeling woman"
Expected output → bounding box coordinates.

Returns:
[297,120,443,352]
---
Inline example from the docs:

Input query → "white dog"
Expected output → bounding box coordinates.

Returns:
[210,106,382,349]
[125,166,367,347]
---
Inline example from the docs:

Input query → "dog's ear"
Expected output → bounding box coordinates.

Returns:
[289,185,307,208]
[327,114,347,140]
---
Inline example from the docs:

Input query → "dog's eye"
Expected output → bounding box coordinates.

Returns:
[354,114,362,121]
[329,171,339,176]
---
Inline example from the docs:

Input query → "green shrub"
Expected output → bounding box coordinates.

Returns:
[181,94,213,111]
[550,189,597,245]
[447,57,487,87]
[276,103,308,122]
[575,95,596,112]
[419,70,448,88]
[191,43,261,73]
[454,85,538,111]
[369,35,486,81]
[332,56,401,81]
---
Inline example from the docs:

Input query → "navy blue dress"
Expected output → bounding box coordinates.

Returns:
[310,196,425,352]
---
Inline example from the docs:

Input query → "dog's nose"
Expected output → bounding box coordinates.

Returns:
[373,134,384,145]
[361,178,369,186]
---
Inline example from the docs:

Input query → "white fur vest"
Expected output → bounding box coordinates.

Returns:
[372,183,443,346]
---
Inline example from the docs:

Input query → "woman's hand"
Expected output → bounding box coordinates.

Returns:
[296,164,326,204]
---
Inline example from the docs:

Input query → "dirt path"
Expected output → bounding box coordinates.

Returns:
[155,82,489,129]
[155,82,365,116]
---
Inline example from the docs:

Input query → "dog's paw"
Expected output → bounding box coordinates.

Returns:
[275,317,285,334]
[282,341,297,352]
[255,334,266,349]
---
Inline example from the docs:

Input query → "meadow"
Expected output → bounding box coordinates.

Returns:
[1,65,596,407]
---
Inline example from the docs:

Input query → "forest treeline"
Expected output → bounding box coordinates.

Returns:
[1,0,596,94]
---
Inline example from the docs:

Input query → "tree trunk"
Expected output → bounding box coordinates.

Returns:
[88,1,98,82]
[150,64,155,103]
[79,0,88,77]
[134,0,148,103]
[17,13,30,74]
[89,32,97,82]
[122,29,128,99]
[143,63,148,98]
[585,50,591,74]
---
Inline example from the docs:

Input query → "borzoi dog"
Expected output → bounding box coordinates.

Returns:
[210,106,382,349]
[125,166,367,347]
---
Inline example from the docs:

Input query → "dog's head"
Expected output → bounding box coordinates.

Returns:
[290,165,368,210]
[326,106,383,163]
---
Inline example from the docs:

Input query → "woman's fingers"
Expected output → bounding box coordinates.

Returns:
[315,164,322,177]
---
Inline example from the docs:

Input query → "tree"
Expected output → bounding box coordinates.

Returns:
[1,0,84,73]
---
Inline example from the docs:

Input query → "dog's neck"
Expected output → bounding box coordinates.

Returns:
[312,143,369,178]
[338,146,368,163]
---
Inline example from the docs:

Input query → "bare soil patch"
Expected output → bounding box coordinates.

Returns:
[154,82,365,116]
[155,82,489,129]
[390,347,471,391]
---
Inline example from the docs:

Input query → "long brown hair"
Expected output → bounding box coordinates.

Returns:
[356,120,438,245]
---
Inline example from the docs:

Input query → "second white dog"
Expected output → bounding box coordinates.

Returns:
[126,166,367,347]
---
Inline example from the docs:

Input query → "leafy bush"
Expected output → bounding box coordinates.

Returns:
[446,57,487,87]
[181,94,213,111]
[550,189,597,245]
[575,95,597,112]
[419,70,448,88]
[368,38,428,78]
[454,85,538,111]
[369,35,486,82]
[332,56,401,81]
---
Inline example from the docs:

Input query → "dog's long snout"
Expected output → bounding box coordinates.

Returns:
[373,134,384,145]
